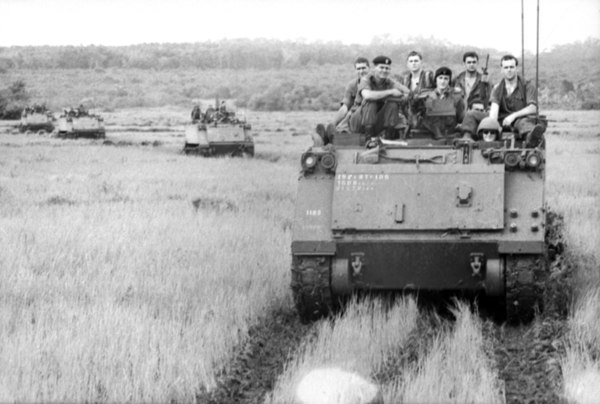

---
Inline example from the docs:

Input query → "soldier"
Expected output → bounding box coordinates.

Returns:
[191,104,202,122]
[453,52,492,113]
[460,54,544,147]
[348,55,410,140]
[397,51,435,130]
[421,67,465,140]
[315,57,370,145]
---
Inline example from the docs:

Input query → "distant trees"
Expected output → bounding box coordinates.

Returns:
[0,38,598,111]
[0,80,30,119]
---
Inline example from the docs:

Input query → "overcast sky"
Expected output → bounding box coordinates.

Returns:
[1,0,599,54]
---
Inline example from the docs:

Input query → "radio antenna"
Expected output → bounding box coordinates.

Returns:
[536,0,540,120]
[521,0,526,78]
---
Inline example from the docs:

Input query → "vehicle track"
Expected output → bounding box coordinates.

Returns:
[196,306,316,404]
[486,210,570,403]
[486,316,566,403]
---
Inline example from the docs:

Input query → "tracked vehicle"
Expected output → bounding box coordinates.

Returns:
[291,128,548,323]
[56,107,105,139]
[183,101,254,157]
[19,106,54,134]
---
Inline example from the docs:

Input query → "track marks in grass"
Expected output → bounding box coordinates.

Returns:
[196,306,315,404]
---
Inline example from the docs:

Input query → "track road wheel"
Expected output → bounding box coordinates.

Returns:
[291,256,334,322]
[505,255,547,324]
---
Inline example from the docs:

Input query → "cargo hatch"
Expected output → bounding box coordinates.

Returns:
[331,164,504,231]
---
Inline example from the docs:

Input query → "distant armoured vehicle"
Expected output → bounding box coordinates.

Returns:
[19,104,55,134]
[183,101,254,157]
[56,106,105,139]
[291,124,548,324]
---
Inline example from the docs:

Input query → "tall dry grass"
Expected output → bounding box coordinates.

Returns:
[0,132,305,402]
[265,297,419,403]
[544,110,600,402]
[384,302,503,403]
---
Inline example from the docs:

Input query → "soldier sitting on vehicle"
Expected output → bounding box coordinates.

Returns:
[348,56,410,140]
[191,104,203,122]
[460,54,545,147]
[421,67,465,140]
[77,104,88,117]
[203,106,216,124]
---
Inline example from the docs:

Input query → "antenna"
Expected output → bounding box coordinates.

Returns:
[536,0,540,120]
[521,0,526,78]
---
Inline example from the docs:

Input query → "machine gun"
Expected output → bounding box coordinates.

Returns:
[482,54,490,81]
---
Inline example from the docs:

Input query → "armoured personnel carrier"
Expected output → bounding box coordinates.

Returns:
[183,101,254,157]
[56,107,105,139]
[19,105,54,134]
[291,126,548,324]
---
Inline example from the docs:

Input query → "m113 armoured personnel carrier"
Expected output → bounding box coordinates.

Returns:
[183,100,254,157]
[56,106,105,139]
[19,105,55,134]
[290,128,548,324]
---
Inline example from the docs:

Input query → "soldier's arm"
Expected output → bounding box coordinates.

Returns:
[362,88,403,101]
[489,103,500,121]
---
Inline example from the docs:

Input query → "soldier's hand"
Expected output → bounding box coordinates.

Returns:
[366,137,379,149]
[502,114,516,127]
[482,73,489,83]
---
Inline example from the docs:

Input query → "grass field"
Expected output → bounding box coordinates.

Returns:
[0,109,598,402]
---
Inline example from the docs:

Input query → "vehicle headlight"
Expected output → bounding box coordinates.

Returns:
[525,150,543,168]
[301,152,318,170]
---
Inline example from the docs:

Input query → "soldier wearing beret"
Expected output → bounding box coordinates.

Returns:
[421,66,465,140]
[348,56,410,140]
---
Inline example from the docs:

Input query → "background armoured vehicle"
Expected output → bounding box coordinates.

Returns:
[183,101,254,157]
[19,105,54,134]
[291,126,548,324]
[56,107,105,139]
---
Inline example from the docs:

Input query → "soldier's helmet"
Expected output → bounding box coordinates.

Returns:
[477,117,501,141]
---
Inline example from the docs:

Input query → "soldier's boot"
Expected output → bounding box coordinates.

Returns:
[312,123,326,147]
[325,123,336,144]
[525,124,545,148]
[384,126,398,140]
[431,126,444,140]
[364,125,378,148]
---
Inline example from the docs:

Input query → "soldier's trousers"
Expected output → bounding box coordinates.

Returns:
[349,99,401,137]
[461,110,540,139]
[422,116,458,139]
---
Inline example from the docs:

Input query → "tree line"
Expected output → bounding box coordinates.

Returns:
[1,38,598,116]
[0,37,572,71]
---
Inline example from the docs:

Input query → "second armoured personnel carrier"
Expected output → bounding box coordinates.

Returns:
[19,105,55,134]
[291,127,548,324]
[56,106,105,139]
[183,100,254,157]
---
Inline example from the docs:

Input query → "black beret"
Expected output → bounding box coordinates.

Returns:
[373,55,392,66]
[434,66,452,81]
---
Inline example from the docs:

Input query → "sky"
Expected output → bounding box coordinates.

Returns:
[1,0,599,54]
